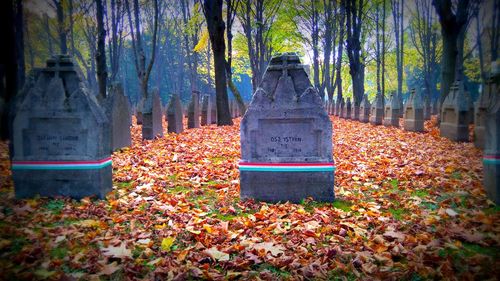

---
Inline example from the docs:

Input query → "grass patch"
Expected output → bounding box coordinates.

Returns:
[115,181,133,188]
[254,263,291,278]
[167,185,190,194]
[462,242,500,258]
[484,206,500,215]
[209,156,227,165]
[420,201,439,211]
[50,246,68,259]
[389,208,409,220]
[412,190,429,198]
[332,200,353,212]
[326,269,358,281]
[44,200,65,214]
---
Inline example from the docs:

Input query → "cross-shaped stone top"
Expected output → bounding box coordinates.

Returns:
[44,54,77,78]
[267,52,304,76]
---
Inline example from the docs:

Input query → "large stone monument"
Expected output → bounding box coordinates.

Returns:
[369,93,384,125]
[167,93,184,134]
[201,95,211,126]
[105,82,132,150]
[12,55,112,199]
[383,92,401,127]
[188,90,201,128]
[440,81,469,142]
[403,88,425,132]
[359,94,370,123]
[142,88,163,140]
[483,62,499,204]
[240,53,335,203]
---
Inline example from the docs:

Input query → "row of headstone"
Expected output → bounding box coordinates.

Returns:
[331,90,426,133]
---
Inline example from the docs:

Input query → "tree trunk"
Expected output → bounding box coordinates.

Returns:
[54,0,67,54]
[96,0,108,100]
[203,0,232,126]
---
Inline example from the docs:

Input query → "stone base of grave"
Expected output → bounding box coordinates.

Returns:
[369,109,384,125]
[136,112,143,125]
[13,166,112,199]
[240,171,334,203]
[142,113,163,139]
[440,123,469,142]
[474,126,485,149]
[404,119,424,132]
[484,158,500,204]
[383,116,399,127]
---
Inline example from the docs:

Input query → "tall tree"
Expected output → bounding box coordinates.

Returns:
[202,0,233,125]
[391,0,404,98]
[343,0,366,107]
[53,0,68,54]
[109,0,125,81]
[409,0,440,107]
[432,0,478,107]
[334,3,345,103]
[95,0,107,100]
[238,0,282,92]
[125,0,159,100]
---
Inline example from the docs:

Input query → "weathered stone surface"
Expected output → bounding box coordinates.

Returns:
[383,92,401,127]
[483,62,499,204]
[474,88,491,149]
[342,98,352,119]
[188,91,201,128]
[105,82,132,150]
[167,93,184,134]
[404,88,425,132]
[12,55,112,199]
[351,103,360,120]
[136,98,144,125]
[359,94,370,123]
[399,92,404,118]
[369,94,384,125]
[240,53,334,203]
[142,88,163,139]
[440,81,469,142]
[201,95,211,126]
[422,88,432,120]
[210,94,217,124]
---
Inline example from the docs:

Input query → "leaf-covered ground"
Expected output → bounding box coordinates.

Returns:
[0,116,499,280]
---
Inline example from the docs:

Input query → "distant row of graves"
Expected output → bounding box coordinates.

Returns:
[8,54,499,206]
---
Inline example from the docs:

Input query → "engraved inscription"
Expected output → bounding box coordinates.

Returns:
[23,118,86,157]
[253,118,319,158]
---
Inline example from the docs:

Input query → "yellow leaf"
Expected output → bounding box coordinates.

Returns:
[77,219,101,228]
[161,237,175,252]
[193,29,209,52]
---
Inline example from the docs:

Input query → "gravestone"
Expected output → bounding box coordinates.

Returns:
[342,97,352,119]
[12,55,112,199]
[240,53,334,203]
[351,100,360,120]
[369,93,384,125]
[359,94,370,123]
[167,93,184,134]
[483,61,500,204]
[210,94,217,124]
[136,99,144,125]
[403,88,425,132]
[105,82,132,150]
[338,97,345,117]
[142,88,163,140]
[399,92,405,118]
[201,95,211,126]
[440,81,469,142]
[474,87,490,149]
[383,92,401,127]
[422,88,432,120]
[188,90,201,129]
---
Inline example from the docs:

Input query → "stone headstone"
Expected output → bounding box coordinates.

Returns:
[403,88,425,132]
[399,92,405,118]
[12,55,112,199]
[240,53,334,203]
[105,82,132,151]
[167,93,184,134]
[483,62,500,204]
[210,94,217,124]
[383,92,401,127]
[351,101,360,120]
[359,94,370,123]
[474,88,490,149]
[369,93,384,125]
[142,88,163,140]
[201,95,211,126]
[188,91,201,128]
[440,81,469,142]
[342,97,352,119]
[422,88,431,120]
[136,98,144,125]
[338,97,345,117]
